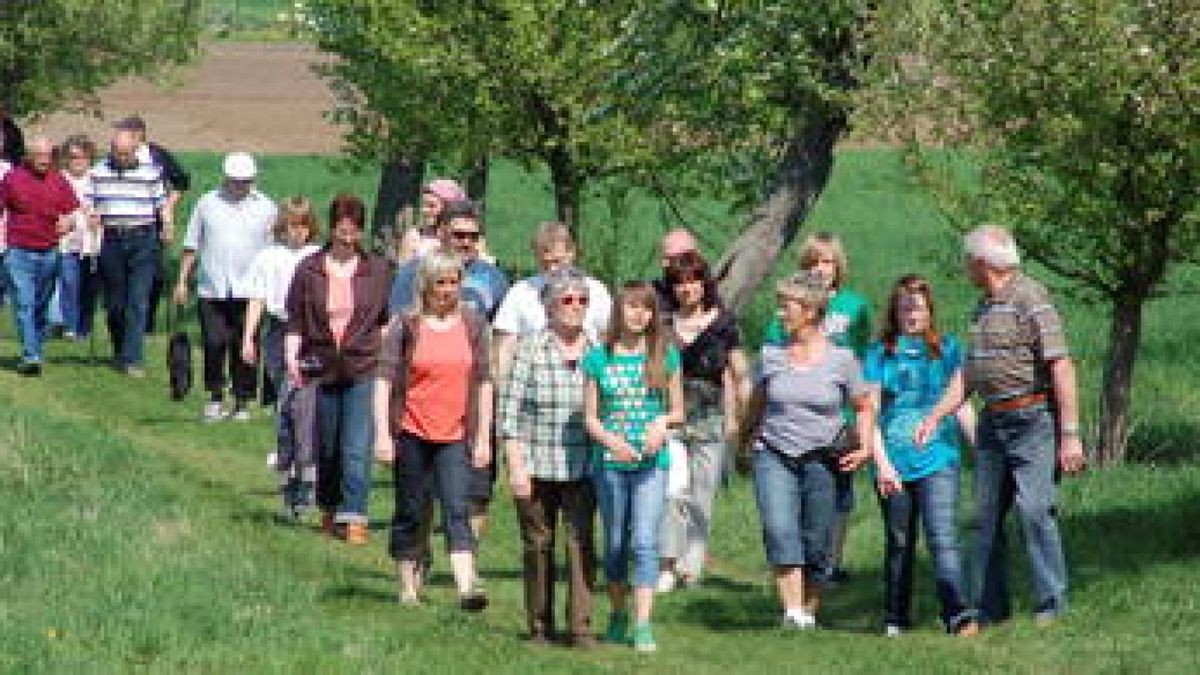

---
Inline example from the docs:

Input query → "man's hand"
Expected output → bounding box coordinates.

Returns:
[472,438,492,469]
[509,465,533,500]
[1059,434,1086,474]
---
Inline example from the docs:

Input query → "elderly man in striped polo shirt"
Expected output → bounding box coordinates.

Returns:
[90,129,170,377]
[916,224,1085,628]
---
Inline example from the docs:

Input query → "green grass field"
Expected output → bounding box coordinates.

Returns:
[2,150,1198,673]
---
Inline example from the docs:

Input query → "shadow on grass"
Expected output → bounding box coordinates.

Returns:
[1061,488,1200,579]
[319,583,397,604]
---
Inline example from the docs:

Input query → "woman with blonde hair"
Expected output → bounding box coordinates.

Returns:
[242,196,322,519]
[743,270,874,629]
[375,248,492,611]
[583,280,684,653]
[764,231,872,582]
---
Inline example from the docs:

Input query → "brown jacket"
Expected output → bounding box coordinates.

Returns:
[377,309,492,445]
[285,248,393,384]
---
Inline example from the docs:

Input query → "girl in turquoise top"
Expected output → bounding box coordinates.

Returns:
[583,281,684,654]
[865,274,978,637]
[763,231,870,579]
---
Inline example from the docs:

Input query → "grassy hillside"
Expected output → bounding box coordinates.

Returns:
[2,150,1198,672]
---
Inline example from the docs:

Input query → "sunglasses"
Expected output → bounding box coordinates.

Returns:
[559,294,589,307]
[450,230,482,241]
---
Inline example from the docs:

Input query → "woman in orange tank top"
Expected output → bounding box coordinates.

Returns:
[374,249,492,611]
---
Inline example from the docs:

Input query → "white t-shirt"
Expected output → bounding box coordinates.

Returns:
[492,273,613,341]
[182,189,277,298]
[243,243,320,319]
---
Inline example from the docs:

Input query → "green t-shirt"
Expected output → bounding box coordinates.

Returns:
[581,344,681,471]
[763,287,872,357]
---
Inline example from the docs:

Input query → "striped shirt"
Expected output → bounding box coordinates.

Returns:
[498,330,593,481]
[89,158,166,231]
[965,273,1069,404]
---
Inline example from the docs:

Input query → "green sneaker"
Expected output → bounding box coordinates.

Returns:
[604,611,630,644]
[631,622,657,653]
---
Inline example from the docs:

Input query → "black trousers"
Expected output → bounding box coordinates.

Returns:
[198,298,256,401]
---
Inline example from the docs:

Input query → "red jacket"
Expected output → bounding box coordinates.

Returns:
[0,165,79,250]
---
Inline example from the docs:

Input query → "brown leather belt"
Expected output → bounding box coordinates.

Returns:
[987,392,1048,413]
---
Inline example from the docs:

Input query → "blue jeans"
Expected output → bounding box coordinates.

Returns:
[316,377,375,524]
[594,466,666,588]
[57,252,101,336]
[752,447,835,578]
[99,228,159,367]
[389,433,474,559]
[974,404,1068,622]
[879,463,974,631]
[3,247,61,363]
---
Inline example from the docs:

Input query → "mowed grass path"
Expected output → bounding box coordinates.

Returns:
[2,151,1199,673]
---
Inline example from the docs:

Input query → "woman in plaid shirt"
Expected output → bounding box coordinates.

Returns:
[499,267,598,648]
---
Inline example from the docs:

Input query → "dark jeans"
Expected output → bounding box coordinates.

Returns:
[99,227,159,367]
[198,297,256,401]
[514,479,596,639]
[2,247,60,363]
[390,432,475,560]
[878,463,974,631]
[58,253,101,337]
[974,404,1069,622]
[316,378,375,524]
[145,246,165,333]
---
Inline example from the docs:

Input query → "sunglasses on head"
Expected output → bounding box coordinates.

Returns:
[451,230,482,241]
[559,294,589,307]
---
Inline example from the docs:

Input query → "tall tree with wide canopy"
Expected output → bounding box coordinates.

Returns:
[0,0,200,115]
[861,0,1200,464]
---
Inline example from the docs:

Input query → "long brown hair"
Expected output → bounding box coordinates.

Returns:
[606,280,670,390]
[881,274,943,358]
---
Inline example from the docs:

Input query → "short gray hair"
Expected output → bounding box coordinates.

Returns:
[539,266,590,307]
[413,249,464,315]
[775,269,831,320]
[964,225,1021,269]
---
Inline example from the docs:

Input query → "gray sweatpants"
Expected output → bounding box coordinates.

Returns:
[660,393,726,577]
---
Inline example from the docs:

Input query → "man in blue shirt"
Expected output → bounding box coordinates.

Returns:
[388,200,508,319]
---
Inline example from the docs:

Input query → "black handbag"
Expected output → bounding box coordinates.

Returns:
[166,303,192,401]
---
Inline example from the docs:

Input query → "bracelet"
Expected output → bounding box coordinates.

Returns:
[1060,425,1080,437]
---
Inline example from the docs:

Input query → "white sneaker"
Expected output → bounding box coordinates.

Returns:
[230,408,251,421]
[884,624,903,638]
[782,611,817,630]
[203,402,227,422]
[655,570,677,594]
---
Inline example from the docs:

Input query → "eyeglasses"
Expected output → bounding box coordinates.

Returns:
[450,230,482,242]
[559,295,589,307]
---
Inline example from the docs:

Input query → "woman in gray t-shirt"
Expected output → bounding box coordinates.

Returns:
[742,271,875,629]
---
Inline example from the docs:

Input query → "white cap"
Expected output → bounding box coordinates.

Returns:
[223,152,257,180]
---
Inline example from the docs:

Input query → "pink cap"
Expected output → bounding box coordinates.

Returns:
[423,178,466,203]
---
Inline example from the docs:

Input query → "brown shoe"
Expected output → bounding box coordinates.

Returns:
[346,522,369,545]
[320,511,337,537]
[955,620,980,637]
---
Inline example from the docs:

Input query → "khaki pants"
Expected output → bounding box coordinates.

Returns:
[514,479,597,639]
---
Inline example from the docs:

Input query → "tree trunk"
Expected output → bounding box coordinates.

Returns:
[466,154,490,212]
[1096,293,1145,466]
[546,146,581,237]
[372,154,423,257]
[714,115,844,311]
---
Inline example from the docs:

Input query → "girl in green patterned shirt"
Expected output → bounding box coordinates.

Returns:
[583,281,684,653]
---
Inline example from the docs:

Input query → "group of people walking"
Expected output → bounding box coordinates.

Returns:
[0,119,1087,653]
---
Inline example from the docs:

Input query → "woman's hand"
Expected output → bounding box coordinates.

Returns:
[609,437,640,463]
[240,338,257,366]
[508,464,533,499]
[286,358,303,388]
[837,447,871,473]
[472,437,492,469]
[374,431,395,465]
[913,414,941,447]
[643,418,670,456]
[876,466,904,497]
